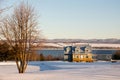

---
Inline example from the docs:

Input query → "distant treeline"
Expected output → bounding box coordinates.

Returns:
[29,52,63,61]
[45,39,120,44]
[0,50,63,61]
[112,50,120,60]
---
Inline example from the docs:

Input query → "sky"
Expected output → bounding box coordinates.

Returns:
[1,0,120,39]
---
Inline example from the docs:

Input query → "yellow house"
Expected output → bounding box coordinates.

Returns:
[72,45,94,62]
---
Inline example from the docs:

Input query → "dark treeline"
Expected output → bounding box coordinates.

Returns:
[0,42,63,61]
[112,50,120,60]
[0,42,15,61]
[29,52,63,61]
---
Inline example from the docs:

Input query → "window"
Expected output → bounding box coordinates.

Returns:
[76,56,79,58]
[86,56,88,58]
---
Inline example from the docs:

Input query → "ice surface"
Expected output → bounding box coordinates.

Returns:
[0,61,120,80]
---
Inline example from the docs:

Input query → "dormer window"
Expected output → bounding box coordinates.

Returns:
[75,46,80,53]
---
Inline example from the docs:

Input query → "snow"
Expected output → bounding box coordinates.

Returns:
[0,61,16,65]
[0,61,120,80]
[43,43,120,48]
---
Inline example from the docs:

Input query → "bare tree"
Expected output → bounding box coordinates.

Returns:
[0,0,11,14]
[0,2,40,73]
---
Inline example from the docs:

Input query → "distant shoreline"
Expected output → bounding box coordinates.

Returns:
[32,47,120,50]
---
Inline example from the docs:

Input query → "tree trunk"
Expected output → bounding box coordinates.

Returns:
[15,54,28,73]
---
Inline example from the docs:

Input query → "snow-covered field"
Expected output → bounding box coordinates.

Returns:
[43,43,120,48]
[0,61,120,80]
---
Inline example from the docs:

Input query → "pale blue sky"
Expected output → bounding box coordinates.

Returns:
[1,0,120,39]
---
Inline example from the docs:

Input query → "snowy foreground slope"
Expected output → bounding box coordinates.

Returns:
[0,61,120,80]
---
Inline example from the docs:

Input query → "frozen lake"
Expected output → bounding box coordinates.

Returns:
[0,61,120,80]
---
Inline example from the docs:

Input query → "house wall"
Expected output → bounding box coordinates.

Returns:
[64,46,73,62]
[73,53,94,62]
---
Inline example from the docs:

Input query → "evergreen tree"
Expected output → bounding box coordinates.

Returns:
[112,50,120,60]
